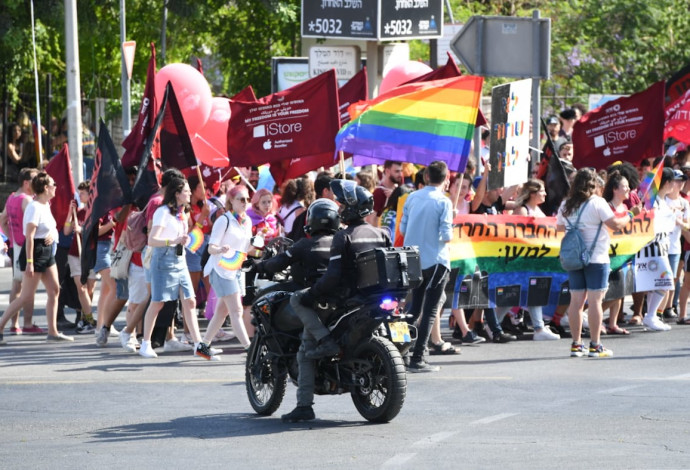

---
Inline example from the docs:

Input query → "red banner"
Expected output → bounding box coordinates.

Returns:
[573,81,665,169]
[664,63,690,144]
[227,70,340,168]
[122,43,156,169]
[44,144,75,230]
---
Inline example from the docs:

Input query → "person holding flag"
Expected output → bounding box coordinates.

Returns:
[138,178,217,360]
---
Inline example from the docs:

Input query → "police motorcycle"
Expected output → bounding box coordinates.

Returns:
[244,236,422,422]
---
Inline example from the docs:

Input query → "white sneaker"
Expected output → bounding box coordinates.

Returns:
[119,330,139,353]
[643,316,671,331]
[209,345,223,356]
[213,329,236,342]
[138,340,158,358]
[163,337,194,352]
[582,312,589,329]
[533,326,560,341]
[109,325,120,338]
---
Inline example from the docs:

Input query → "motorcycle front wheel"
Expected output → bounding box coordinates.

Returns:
[351,336,407,423]
[245,335,287,416]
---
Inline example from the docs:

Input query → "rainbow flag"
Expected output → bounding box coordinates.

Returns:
[638,160,664,210]
[336,75,484,172]
[218,251,247,271]
[186,227,204,253]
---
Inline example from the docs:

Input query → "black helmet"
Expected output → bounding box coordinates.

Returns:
[305,199,340,235]
[330,179,373,224]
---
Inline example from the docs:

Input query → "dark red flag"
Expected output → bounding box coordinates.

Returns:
[231,86,257,102]
[227,70,340,168]
[159,81,198,171]
[122,43,156,169]
[81,121,133,283]
[44,144,75,230]
[338,67,368,126]
[664,63,690,144]
[572,81,665,170]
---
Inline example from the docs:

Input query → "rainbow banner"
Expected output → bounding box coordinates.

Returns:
[218,251,247,271]
[638,160,664,210]
[337,75,483,172]
[450,213,656,309]
[186,227,204,253]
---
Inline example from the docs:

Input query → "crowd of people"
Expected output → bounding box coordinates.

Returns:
[1,106,689,378]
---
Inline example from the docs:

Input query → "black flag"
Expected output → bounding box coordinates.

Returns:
[159,81,198,171]
[540,118,574,216]
[81,121,133,284]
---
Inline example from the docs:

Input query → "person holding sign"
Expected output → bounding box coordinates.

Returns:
[201,186,254,350]
[556,168,641,358]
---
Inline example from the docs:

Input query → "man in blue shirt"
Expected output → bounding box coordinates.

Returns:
[400,160,453,372]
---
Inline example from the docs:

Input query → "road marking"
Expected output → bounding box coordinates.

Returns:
[596,385,642,394]
[381,453,417,467]
[470,412,518,425]
[412,431,457,448]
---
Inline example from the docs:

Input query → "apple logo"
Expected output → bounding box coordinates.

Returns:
[603,147,611,157]
[263,139,272,150]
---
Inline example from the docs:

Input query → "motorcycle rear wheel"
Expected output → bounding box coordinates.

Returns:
[351,336,407,423]
[245,336,287,416]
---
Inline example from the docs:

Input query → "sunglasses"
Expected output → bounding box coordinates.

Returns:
[235,197,250,203]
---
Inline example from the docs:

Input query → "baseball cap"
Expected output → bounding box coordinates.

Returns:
[546,115,559,125]
[673,169,687,181]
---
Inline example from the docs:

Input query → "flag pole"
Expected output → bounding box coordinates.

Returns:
[338,151,346,177]
[195,163,207,200]
[450,173,463,211]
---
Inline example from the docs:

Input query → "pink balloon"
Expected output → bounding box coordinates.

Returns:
[379,61,433,94]
[192,97,231,167]
[154,63,212,135]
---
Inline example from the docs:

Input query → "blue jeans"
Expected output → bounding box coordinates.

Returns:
[407,264,450,362]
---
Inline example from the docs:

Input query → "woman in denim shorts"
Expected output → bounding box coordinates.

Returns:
[138,179,216,361]
[557,168,640,358]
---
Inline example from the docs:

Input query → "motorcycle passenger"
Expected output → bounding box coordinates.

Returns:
[281,180,391,423]
[246,198,339,291]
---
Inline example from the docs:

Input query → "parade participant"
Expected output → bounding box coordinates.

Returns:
[372,160,403,221]
[281,180,390,423]
[137,178,216,360]
[557,168,640,358]
[0,173,73,343]
[0,167,40,334]
[246,188,279,242]
[201,186,254,350]
[400,161,453,372]
[186,175,212,317]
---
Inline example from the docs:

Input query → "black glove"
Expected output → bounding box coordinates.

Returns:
[300,290,316,308]
[242,258,263,273]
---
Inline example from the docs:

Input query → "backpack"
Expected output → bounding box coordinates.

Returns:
[559,200,602,271]
[124,202,150,252]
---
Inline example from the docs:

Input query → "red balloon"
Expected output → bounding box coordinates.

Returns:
[192,97,231,168]
[154,63,212,135]
[379,61,433,95]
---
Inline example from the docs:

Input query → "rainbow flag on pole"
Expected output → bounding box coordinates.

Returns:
[638,160,664,210]
[336,75,484,172]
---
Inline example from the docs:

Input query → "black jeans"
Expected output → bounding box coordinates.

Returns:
[407,264,450,362]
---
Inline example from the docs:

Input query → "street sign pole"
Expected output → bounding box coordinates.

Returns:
[531,10,541,177]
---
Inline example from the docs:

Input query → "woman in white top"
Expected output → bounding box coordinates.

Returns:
[0,172,73,343]
[496,179,560,341]
[138,179,216,360]
[202,186,253,349]
[277,177,313,235]
[556,168,639,358]
[661,170,690,318]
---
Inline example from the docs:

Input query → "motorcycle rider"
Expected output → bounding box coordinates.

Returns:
[281,179,391,423]
[245,198,339,292]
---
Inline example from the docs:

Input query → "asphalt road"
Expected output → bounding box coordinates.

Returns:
[1,267,690,469]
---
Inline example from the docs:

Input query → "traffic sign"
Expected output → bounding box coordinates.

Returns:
[309,46,361,79]
[450,15,550,79]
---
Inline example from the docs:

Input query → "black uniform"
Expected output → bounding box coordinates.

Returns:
[259,234,333,289]
[307,220,391,302]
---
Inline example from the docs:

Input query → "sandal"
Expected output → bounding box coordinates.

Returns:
[430,341,458,355]
[627,316,643,326]
[606,325,630,335]
[676,318,690,325]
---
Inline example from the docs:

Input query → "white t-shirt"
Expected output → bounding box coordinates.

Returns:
[277,201,303,234]
[204,213,252,279]
[557,196,614,264]
[665,195,690,255]
[151,206,186,241]
[23,200,58,241]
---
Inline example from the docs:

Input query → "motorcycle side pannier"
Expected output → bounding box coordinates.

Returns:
[356,247,423,295]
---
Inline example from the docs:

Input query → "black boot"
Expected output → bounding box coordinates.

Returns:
[281,406,315,423]
[304,337,340,360]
